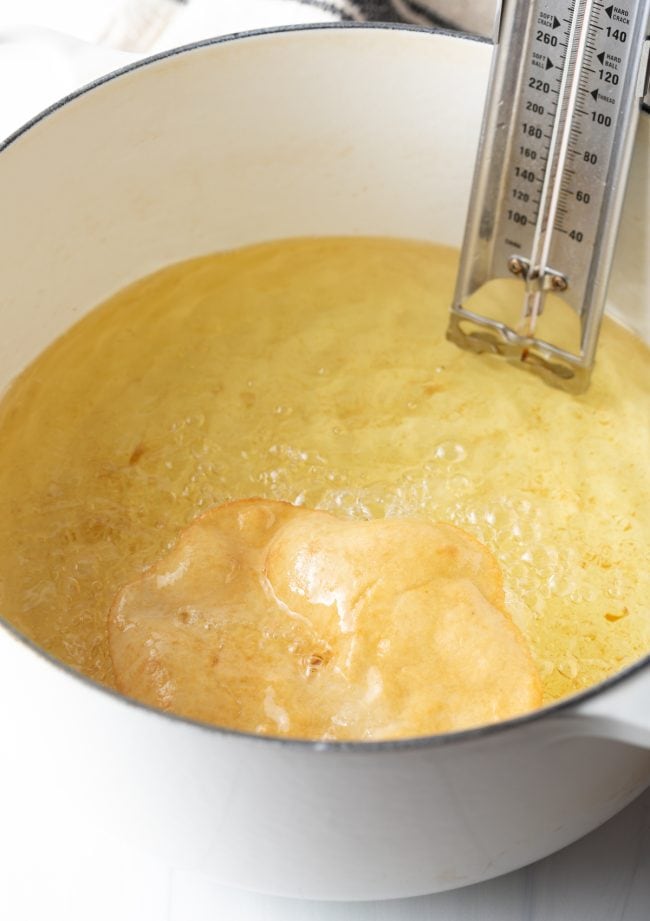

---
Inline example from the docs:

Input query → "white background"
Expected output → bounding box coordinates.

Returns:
[1,787,649,919]
[1,2,648,917]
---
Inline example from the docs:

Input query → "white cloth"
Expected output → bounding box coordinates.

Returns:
[0,1,497,50]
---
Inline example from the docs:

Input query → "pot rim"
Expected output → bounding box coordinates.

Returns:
[0,21,648,753]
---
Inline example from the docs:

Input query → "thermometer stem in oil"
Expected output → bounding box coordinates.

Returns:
[449,0,650,391]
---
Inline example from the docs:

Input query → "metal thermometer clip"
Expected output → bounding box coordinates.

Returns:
[448,0,650,392]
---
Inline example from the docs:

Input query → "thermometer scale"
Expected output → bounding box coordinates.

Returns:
[448,0,650,391]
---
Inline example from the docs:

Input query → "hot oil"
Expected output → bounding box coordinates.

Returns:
[0,237,647,705]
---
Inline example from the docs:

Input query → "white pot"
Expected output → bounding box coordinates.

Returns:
[0,25,648,901]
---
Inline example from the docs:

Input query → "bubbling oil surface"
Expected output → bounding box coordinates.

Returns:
[0,237,648,705]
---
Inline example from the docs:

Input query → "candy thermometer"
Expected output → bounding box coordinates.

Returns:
[448,0,650,391]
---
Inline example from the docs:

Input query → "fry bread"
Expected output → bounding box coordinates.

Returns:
[109,499,542,739]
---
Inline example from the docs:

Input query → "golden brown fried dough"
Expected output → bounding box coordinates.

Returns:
[109,499,542,739]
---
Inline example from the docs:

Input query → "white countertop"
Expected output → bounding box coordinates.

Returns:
[1,4,648,918]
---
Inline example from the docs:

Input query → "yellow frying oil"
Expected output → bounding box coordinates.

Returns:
[0,237,648,706]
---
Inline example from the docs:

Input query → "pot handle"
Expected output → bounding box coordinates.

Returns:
[564,664,650,749]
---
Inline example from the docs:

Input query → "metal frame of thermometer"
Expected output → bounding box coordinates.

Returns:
[448,0,650,392]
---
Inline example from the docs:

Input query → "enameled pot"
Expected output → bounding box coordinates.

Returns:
[0,24,648,901]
